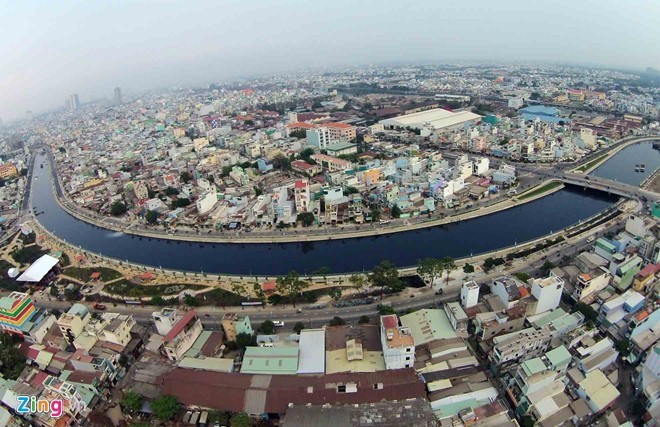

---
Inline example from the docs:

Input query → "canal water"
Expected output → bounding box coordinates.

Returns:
[30,142,659,275]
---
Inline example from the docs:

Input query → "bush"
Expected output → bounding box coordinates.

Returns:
[293,321,306,334]
[259,320,275,335]
[121,390,143,413]
[150,395,178,420]
[329,316,345,326]
[358,315,370,324]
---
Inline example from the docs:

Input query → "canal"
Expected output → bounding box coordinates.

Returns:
[30,142,660,275]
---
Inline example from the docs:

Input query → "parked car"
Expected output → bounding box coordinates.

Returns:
[93,303,106,310]
[586,236,595,243]
[273,321,284,327]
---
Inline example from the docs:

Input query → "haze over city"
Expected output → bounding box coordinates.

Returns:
[2,0,660,121]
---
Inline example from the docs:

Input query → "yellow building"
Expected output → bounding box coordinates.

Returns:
[554,95,569,104]
[363,169,382,186]
[0,163,18,179]
[83,178,104,189]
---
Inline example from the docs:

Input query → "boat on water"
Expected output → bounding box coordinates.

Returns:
[635,164,641,172]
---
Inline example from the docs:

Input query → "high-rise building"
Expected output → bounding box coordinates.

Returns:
[70,94,80,110]
[114,87,122,104]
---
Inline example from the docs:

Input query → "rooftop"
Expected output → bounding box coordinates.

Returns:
[16,254,60,282]
[241,347,299,375]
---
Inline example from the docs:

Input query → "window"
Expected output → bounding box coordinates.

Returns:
[373,383,383,390]
[337,385,346,393]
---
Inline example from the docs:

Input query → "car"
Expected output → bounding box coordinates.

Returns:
[586,236,595,243]
[435,289,444,295]
[273,321,284,327]
[93,303,106,310]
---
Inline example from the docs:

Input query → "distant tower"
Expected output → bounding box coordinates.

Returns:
[70,94,80,110]
[461,280,480,309]
[114,87,122,104]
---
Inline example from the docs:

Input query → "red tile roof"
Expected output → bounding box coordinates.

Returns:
[324,122,354,129]
[163,310,197,343]
[286,122,316,129]
[160,368,425,414]
[381,314,398,328]
[261,281,277,292]
[294,181,307,189]
[637,263,660,278]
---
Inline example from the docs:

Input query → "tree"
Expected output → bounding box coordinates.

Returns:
[289,130,307,139]
[145,210,159,225]
[520,415,534,427]
[369,204,381,222]
[297,212,315,227]
[540,260,555,275]
[299,147,315,161]
[329,316,345,326]
[259,320,275,335]
[615,339,631,356]
[272,154,291,171]
[345,186,359,195]
[0,333,25,379]
[463,263,475,274]
[390,205,402,218]
[110,201,127,216]
[183,294,197,306]
[377,304,396,315]
[293,321,306,334]
[121,390,143,413]
[252,283,265,303]
[276,271,309,307]
[358,315,370,324]
[230,413,252,427]
[164,187,179,196]
[349,273,366,294]
[231,282,247,297]
[150,296,166,306]
[369,260,402,300]
[328,288,342,301]
[313,266,331,278]
[514,272,530,283]
[575,302,598,323]
[417,258,444,287]
[172,197,190,208]
[440,257,456,287]
[180,171,192,183]
[19,168,28,176]
[235,332,256,349]
[150,395,178,420]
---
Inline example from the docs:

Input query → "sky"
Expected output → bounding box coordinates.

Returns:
[1,0,659,121]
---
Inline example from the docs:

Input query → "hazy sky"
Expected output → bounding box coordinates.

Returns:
[1,0,659,121]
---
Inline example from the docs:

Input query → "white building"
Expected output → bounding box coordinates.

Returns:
[380,314,415,370]
[152,308,180,336]
[530,276,564,315]
[473,157,490,176]
[57,304,91,340]
[306,127,331,149]
[491,277,522,309]
[196,191,218,215]
[294,180,310,213]
[161,310,203,361]
[297,329,325,374]
[461,281,480,309]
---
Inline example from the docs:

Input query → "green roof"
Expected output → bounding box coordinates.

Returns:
[241,347,299,375]
[521,358,546,376]
[0,298,15,311]
[400,309,457,345]
[184,330,212,358]
[531,308,566,328]
[546,345,572,368]
[326,141,358,151]
[433,398,479,418]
